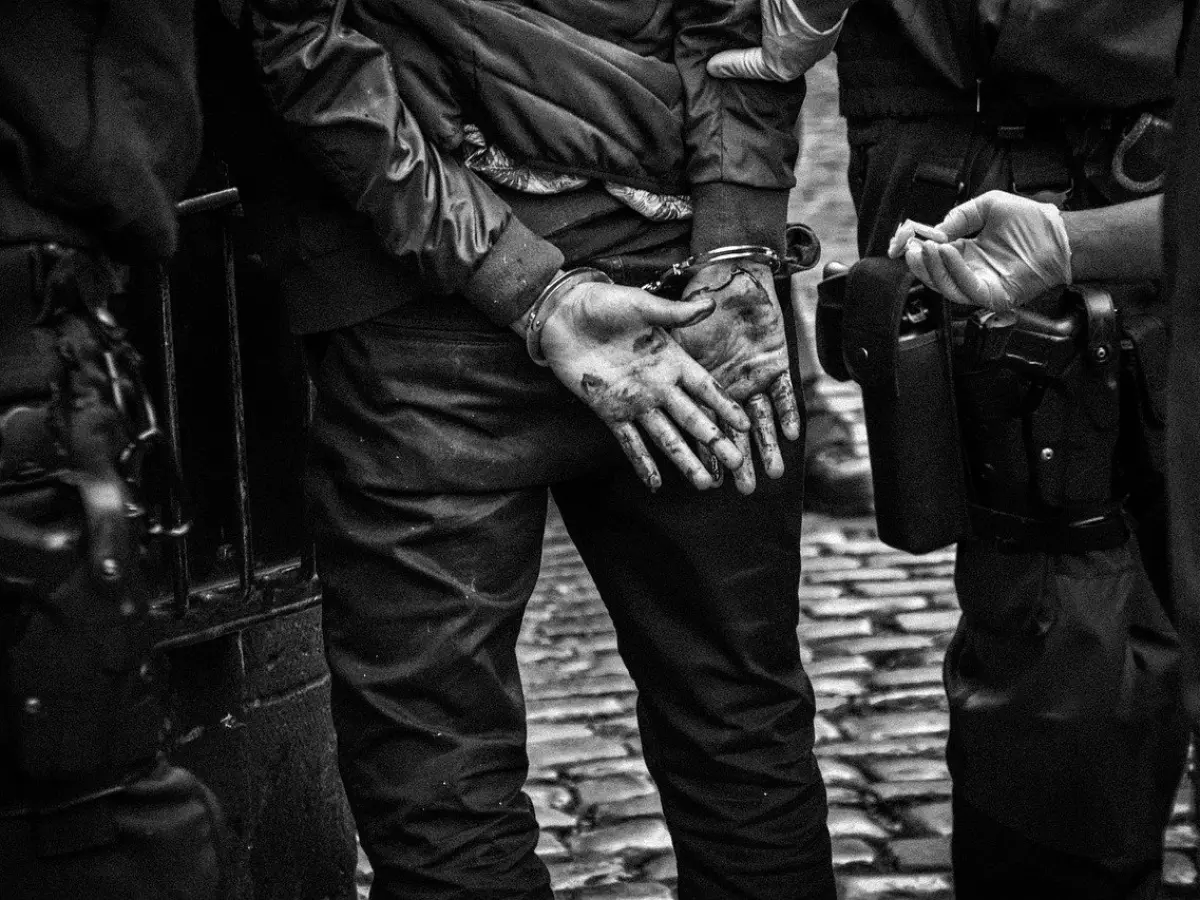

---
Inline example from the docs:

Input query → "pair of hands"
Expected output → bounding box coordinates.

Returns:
[535,0,835,492]
[537,263,799,494]
[889,191,1073,311]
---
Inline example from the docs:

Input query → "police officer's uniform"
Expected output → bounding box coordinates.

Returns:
[833,2,1190,896]
[0,5,227,897]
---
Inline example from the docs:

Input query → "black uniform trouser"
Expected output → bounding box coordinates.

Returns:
[0,243,228,900]
[299,282,835,900]
[845,116,1189,896]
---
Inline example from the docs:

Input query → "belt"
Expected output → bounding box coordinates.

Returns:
[969,503,1129,555]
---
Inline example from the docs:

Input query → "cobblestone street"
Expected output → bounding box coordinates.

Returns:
[509,499,1198,900]
[356,60,1197,899]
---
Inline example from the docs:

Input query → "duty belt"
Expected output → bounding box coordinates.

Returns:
[968,504,1129,555]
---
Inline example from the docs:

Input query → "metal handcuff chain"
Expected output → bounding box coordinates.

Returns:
[641,245,782,297]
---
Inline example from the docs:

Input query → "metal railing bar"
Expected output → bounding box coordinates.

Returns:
[300,372,318,583]
[176,188,241,218]
[220,217,255,600]
[154,590,321,652]
[155,262,192,614]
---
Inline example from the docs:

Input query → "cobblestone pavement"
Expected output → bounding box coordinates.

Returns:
[355,59,1198,899]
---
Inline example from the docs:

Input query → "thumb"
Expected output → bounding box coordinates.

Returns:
[936,196,988,242]
[634,293,716,328]
[707,47,773,80]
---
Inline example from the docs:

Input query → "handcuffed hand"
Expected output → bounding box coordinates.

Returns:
[707,0,846,82]
[539,281,751,492]
[887,191,1073,311]
[674,260,801,495]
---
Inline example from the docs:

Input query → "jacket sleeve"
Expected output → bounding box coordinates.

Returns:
[674,0,839,255]
[248,0,563,326]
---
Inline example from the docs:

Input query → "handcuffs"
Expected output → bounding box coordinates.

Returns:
[523,245,782,366]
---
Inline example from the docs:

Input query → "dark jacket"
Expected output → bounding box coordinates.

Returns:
[835,0,1185,119]
[1166,6,1200,731]
[0,1,200,263]
[248,0,806,332]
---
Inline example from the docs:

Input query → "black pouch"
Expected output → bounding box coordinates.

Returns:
[815,263,851,382]
[829,258,972,553]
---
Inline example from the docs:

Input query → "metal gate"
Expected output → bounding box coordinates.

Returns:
[130,182,356,900]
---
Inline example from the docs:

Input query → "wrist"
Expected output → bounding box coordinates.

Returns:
[647,245,780,298]
[1042,204,1073,286]
[524,267,613,366]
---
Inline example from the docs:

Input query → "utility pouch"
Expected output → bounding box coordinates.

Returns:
[815,264,851,382]
[823,257,971,553]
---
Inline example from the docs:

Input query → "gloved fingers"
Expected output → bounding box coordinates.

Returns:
[609,421,662,492]
[935,195,991,241]
[748,393,784,479]
[725,426,757,495]
[707,47,785,81]
[681,364,751,432]
[904,239,937,291]
[918,241,975,307]
[888,220,949,259]
[938,242,1013,310]
[638,408,715,490]
[663,388,745,470]
[769,372,802,441]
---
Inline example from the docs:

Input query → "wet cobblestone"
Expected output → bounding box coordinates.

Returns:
[353,58,1197,899]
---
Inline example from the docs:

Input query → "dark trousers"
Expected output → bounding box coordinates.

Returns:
[301,289,835,900]
[844,116,1189,893]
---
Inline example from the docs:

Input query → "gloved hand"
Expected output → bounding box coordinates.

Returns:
[540,281,750,492]
[887,190,1073,311]
[674,261,801,495]
[707,0,846,82]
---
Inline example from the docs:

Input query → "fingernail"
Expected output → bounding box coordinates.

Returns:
[681,298,715,326]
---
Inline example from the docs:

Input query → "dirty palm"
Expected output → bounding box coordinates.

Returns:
[542,261,800,493]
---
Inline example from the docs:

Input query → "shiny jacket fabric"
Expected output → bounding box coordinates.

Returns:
[834,0,1185,118]
[248,0,806,331]
[0,1,200,263]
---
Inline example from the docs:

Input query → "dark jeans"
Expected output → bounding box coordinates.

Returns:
[301,290,835,900]
[845,116,1189,893]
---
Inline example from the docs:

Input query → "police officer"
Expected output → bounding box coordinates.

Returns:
[712,1,1190,897]
[0,4,227,897]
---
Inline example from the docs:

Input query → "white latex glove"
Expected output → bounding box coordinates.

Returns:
[707,0,847,82]
[887,191,1073,311]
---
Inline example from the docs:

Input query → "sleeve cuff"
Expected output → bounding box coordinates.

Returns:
[690,183,791,257]
[463,215,565,327]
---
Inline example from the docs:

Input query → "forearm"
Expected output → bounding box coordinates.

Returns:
[1063,195,1163,282]
[248,0,562,326]
[673,0,806,254]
